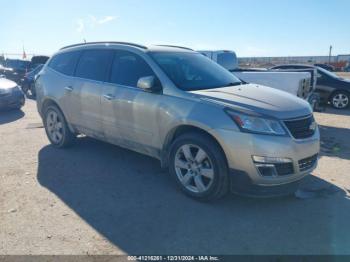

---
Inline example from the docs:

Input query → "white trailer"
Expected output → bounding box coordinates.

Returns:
[198,50,318,106]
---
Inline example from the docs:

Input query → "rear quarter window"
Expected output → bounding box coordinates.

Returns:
[48,51,81,76]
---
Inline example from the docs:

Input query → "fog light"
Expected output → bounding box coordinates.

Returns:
[252,156,292,164]
[255,164,277,177]
[253,156,294,177]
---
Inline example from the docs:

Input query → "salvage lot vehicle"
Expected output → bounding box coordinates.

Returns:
[272,64,350,109]
[199,50,318,108]
[3,59,31,84]
[314,63,335,72]
[36,42,320,200]
[21,64,44,97]
[0,77,25,110]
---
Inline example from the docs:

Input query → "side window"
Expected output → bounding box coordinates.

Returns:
[110,50,154,87]
[75,50,114,81]
[217,53,237,71]
[317,71,324,80]
[48,51,80,76]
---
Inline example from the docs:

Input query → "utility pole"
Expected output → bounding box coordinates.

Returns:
[328,45,332,64]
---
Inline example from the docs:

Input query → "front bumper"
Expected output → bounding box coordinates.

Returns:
[229,168,304,197]
[0,89,25,109]
[214,127,320,194]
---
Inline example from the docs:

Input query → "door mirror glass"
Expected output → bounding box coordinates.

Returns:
[137,76,161,92]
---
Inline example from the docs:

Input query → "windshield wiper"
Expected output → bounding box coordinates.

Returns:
[222,82,242,87]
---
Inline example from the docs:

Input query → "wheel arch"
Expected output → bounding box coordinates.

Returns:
[161,124,228,169]
[329,89,350,101]
[41,98,76,133]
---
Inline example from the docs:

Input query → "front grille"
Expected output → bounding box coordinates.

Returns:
[0,93,11,97]
[284,115,315,139]
[298,154,318,172]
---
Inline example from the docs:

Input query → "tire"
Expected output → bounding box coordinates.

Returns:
[330,91,349,109]
[43,105,75,148]
[169,132,229,201]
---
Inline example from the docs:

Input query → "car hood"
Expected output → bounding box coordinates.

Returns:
[0,77,17,90]
[190,83,312,119]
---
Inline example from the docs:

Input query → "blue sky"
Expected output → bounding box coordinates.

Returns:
[1,0,349,57]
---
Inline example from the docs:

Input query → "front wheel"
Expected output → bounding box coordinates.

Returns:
[330,91,349,109]
[43,105,75,148]
[169,133,229,201]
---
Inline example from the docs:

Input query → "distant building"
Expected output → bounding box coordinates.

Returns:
[239,54,350,66]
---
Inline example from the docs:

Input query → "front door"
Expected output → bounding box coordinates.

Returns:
[101,50,161,156]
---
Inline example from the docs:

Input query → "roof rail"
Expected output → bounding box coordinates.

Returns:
[60,41,147,50]
[156,45,193,51]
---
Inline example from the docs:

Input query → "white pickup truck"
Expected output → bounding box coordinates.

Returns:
[199,50,320,109]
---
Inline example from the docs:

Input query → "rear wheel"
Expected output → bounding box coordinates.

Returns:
[43,105,75,148]
[330,91,349,109]
[169,132,229,201]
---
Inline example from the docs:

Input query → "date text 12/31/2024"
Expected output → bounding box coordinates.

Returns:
[128,256,219,261]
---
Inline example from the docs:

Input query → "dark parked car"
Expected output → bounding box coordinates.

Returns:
[0,64,22,83]
[271,64,350,109]
[2,59,31,84]
[314,63,335,72]
[0,77,25,110]
[21,64,44,97]
[345,64,350,72]
[1,57,49,85]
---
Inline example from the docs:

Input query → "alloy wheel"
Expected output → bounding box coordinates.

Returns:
[174,144,214,193]
[332,93,349,109]
[46,110,64,144]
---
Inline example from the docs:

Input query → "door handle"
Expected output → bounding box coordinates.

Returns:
[64,86,73,92]
[103,94,115,100]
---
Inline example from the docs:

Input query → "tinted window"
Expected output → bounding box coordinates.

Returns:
[217,52,238,71]
[28,64,43,77]
[110,51,154,87]
[75,50,114,81]
[150,52,241,91]
[49,51,80,75]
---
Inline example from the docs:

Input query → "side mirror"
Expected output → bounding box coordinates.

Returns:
[137,76,161,92]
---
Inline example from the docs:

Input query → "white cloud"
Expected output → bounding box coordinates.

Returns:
[76,19,85,33]
[98,16,116,24]
[75,15,117,34]
[88,15,117,27]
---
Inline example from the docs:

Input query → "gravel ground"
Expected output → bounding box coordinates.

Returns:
[337,72,350,79]
[1,99,350,255]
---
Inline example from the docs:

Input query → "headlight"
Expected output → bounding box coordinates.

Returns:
[0,88,12,94]
[225,109,286,136]
[0,86,20,94]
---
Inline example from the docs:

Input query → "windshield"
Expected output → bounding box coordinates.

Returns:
[150,52,241,91]
[317,67,340,79]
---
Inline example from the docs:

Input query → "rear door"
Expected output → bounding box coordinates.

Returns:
[46,51,81,125]
[73,49,114,138]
